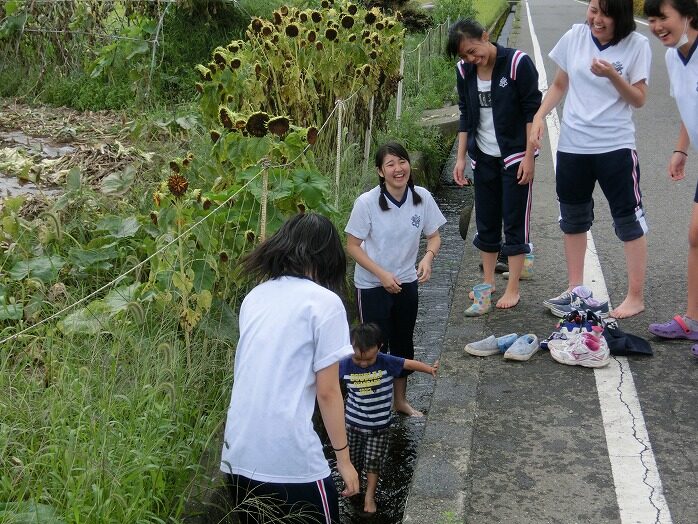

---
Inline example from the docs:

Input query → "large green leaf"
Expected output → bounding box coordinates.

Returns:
[198,298,238,343]
[9,256,66,283]
[100,165,136,196]
[58,301,112,335]
[291,169,329,209]
[95,216,140,238]
[0,302,23,321]
[191,259,216,293]
[103,283,141,312]
[68,244,119,269]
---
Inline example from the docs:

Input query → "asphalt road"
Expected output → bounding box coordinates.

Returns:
[404,1,697,523]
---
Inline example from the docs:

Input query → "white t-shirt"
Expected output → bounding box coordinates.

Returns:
[549,24,651,154]
[220,276,354,483]
[345,185,447,289]
[476,77,502,157]
[666,42,698,150]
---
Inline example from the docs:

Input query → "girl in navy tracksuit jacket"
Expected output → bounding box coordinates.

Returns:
[448,19,542,311]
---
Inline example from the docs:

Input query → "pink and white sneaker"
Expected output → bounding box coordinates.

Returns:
[549,326,610,368]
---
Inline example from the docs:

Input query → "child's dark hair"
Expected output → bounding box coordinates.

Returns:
[644,0,698,30]
[241,213,346,294]
[374,141,422,211]
[595,0,637,45]
[350,323,383,352]
[446,19,486,58]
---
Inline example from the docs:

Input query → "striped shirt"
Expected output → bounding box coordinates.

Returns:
[339,353,404,431]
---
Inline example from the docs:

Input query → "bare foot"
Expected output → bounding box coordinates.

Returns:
[611,297,645,319]
[469,285,495,300]
[394,401,423,417]
[363,498,377,514]
[496,292,520,309]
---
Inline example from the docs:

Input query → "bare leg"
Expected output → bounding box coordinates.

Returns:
[497,254,522,309]
[393,377,422,417]
[364,472,379,514]
[564,232,587,290]
[685,203,698,321]
[611,236,647,318]
[470,251,497,299]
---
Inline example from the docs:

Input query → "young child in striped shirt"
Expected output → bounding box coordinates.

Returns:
[339,323,438,515]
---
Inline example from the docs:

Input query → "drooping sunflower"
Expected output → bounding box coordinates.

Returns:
[348,34,356,42]
[280,5,289,16]
[273,11,282,25]
[246,112,269,137]
[365,11,377,24]
[316,41,324,51]
[210,130,221,143]
[167,174,189,197]
[307,30,317,43]
[307,127,319,145]
[219,107,235,130]
[348,4,358,15]
[341,15,354,29]
[245,230,256,244]
[325,27,338,41]
[268,116,290,137]
[311,11,322,23]
[169,160,181,173]
[195,83,203,94]
[230,57,242,69]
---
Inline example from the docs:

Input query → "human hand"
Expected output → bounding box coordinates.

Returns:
[452,159,471,186]
[668,151,687,181]
[417,257,432,283]
[517,156,535,185]
[590,58,615,78]
[380,271,402,293]
[430,360,440,377]
[529,116,545,151]
[336,458,359,497]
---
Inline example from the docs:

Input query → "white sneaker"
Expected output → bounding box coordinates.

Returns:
[549,328,610,368]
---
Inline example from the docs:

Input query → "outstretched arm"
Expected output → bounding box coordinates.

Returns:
[403,358,439,377]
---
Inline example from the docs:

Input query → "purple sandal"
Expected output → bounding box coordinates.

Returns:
[692,344,698,358]
[648,315,698,340]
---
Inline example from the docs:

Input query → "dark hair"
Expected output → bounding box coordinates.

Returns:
[644,0,698,30]
[595,0,636,45]
[446,18,485,58]
[374,141,422,211]
[241,213,346,294]
[350,322,383,351]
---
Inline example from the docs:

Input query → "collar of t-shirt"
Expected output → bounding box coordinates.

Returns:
[383,187,408,208]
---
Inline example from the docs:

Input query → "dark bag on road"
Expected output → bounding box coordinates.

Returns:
[603,322,653,356]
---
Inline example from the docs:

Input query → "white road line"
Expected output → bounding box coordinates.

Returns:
[524,2,672,523]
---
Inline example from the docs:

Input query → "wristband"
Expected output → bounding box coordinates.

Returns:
[332,443,349,452]
[426,249,436,259]
[673,150,688,157]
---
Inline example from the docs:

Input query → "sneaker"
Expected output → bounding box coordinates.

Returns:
[550,287,609,318]
[540,310,593,350]
[464,333,518,357]
[543,285,593,310]
[478,253,509,273]
[503,334,539,361]
[549,327,610,368]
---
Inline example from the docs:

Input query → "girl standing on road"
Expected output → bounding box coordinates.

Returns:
[220,213,359,523]
[644,0,698,357]
[448,18,542,313]
[530,0,652,319]
[345,142,446,417]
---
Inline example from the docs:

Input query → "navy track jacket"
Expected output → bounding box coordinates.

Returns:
[456,43,542,168]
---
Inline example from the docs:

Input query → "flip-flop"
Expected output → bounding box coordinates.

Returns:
[648,315,698,340]
[692,344,698,358]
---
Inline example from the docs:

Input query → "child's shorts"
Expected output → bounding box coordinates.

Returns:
[347,425,390,475]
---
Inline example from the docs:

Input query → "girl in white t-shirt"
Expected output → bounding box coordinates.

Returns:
[345,142,446,417]
[220,213,358,523]
[644,0,698,357]
[531,0,652,319]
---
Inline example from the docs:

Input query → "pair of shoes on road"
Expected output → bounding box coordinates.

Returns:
[544,285,609,318]
[549,324,610,368]
[465,333,539,361]
[540,309,604,350]
[648,314,698,359]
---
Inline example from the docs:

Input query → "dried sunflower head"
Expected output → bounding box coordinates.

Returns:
[348,3,358,15]
[369,50,377,59]
[250,18,264,33]
[348,34,356,42]
[365,9,377,24]
[246,112,269,137]
[150,211,158,225]
[254,62,262,79]
[321,0,330,8]
[213,47,228,65]
[227,41,241,53]
[376,21,385,30]
[210,130,221,143]
[230,57,242,69]
[195,82,203,94]
[307,126,318,145]
[167,174,189,197]
[219,251,229,263]
[273,11,282,25]
[195,64,212,81]
[341,15,354,29]
[316,41,324,50]
[268,116,290,137]
[285,24,299,37]
[299,11,308,22]
[325,27,338,41]
[297,202,306,213]
[362,64,371,76]
[245,230,256,243]
[280,5,289,16]
[169,160,181,173]
[307,30,317,42]
[203,198,212,210]
[261,24,273,37]
[311,11,322,23]
[219,107,235,129]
